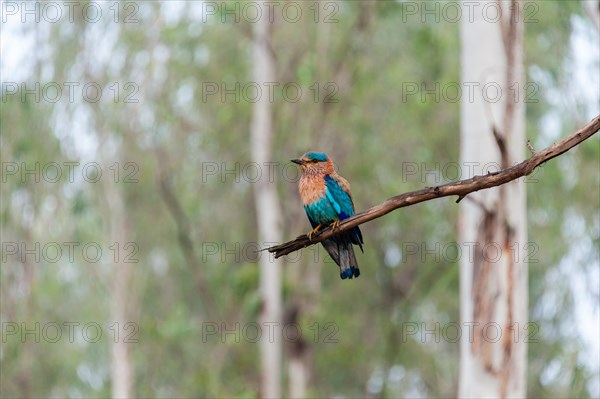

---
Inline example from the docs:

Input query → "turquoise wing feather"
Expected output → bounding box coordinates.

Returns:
[324,175,355,219]
[324,175,364,248]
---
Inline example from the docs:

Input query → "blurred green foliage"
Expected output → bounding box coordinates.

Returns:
[1,1,598,398]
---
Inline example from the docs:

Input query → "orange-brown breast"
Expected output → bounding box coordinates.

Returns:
[298,173,326,205]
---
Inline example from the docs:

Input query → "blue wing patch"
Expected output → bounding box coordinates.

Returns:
[324,175,364,248]
[325,187,342,215]
[324,175,354,219]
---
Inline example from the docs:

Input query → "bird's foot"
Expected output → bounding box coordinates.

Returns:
[307,224,322,241]
[329,220,341,232]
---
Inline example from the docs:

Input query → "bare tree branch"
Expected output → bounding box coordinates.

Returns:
[154,148,216,317]
[265,115,600,258]
[155,148,197,269]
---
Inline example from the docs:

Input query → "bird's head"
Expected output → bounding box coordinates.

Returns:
[291,151,334,176]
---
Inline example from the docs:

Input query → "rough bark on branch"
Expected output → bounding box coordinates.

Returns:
[265,115,600,258]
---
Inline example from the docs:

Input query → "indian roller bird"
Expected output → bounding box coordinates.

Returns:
[291,151,364,279]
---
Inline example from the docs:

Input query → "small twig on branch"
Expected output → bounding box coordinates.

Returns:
[527,140,536,155]
[264,115,600,259]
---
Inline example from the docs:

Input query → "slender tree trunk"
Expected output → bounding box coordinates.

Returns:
[102,155,134,399]
[15,229,35,399]
[251,5,282,398]
[459,1,527,397]
[288,356,308,399]
[285,303,309,399]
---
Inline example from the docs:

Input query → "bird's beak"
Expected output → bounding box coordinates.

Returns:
[291,158,306,165]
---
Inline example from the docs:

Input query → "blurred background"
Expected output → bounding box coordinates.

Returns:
[1,1,599,398]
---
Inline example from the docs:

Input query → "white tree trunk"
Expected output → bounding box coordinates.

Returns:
[459,1,527,397]
[288,356,308,398]
[102,157,134,399]
[251,5,283,398]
